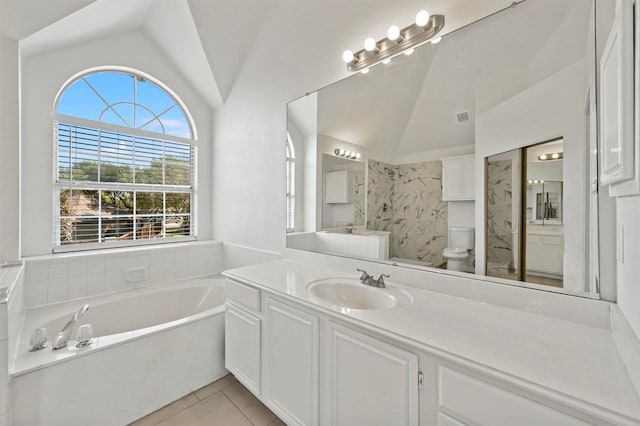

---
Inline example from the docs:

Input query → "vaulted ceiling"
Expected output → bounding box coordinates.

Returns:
[0,0,519,110]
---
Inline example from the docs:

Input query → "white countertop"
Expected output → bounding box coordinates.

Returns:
[223,259,640,423]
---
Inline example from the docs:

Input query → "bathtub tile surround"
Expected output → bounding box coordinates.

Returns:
[367,159,448,266]
[0,263,25,426]
[353,171,366,226]
[22,241,223,307]
[486,159,513,267]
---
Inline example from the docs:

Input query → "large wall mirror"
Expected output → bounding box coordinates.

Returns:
[286,0,605,299]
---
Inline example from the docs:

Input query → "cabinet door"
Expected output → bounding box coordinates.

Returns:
[225,303,261,395]
[325,171,350,203]
[326,322,419,426]
[442,160,461,200]
[460,156,475,200]
[265,297,319,426]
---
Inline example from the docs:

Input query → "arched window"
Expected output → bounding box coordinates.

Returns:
[53,69,197,250]
[286,132,296,232]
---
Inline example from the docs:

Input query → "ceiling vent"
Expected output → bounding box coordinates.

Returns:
[456,111,470,123]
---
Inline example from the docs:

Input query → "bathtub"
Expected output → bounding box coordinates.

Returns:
[11,275,228,426]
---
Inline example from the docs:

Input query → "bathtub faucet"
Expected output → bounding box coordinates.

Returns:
[52,304,90,350]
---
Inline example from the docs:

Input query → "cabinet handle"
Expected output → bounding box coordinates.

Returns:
[418,371,424,389]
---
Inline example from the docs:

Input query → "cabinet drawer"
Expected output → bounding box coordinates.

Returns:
[439,367,587,426]
[226,279,260,312]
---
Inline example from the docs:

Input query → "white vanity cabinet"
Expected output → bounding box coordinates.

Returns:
[437,367,589,426]
[442,155,475,201]
[264,296,320,426]
[325,322,419,426]
[225,279,262,395]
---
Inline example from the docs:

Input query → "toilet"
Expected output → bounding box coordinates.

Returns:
[443,226,475,272]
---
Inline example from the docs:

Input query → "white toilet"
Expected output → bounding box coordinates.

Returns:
[443,227,475,272]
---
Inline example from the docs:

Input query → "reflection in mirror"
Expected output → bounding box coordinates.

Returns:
[286,0,599,298]
[486,139,566,289]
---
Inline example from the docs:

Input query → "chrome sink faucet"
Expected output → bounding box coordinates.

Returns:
[357,268,390,288]
[52,304,90,350]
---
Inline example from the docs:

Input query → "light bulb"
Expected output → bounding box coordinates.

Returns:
[355,153,361,159]
[342,50,354,63]
[382,58,391,64]
[404,48,415,56]
[364,37,377,52]
[416,10,430,27]
[345,151,352,157]
[361,68,370,74]
[541,180,545,183]
[339,149,346,155]
[552,153,560,159]
[539,154,548,160]
[430,36,442,44]
[387,25,401,41]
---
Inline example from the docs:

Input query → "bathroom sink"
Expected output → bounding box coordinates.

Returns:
[306,278,411,311]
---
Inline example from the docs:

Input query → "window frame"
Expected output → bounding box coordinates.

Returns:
[52,68,198,253]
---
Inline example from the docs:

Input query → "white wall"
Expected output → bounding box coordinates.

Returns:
[476,60,587,293]
[20,30,213,256]
[0,37,20,263]
[447,201,475,229]
[616,195,640,338]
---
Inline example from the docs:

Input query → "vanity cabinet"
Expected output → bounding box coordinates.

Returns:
[225,303,261,395]
[224,275,621,426]
[325,322,419,426]
[264,297,320,426]
[437,367,588,426]
[442,155,475,201]
[325,171,353,203]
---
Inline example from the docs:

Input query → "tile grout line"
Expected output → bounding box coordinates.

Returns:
[222,387,258,426]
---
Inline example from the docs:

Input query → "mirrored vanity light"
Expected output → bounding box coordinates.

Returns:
[335,148,361,160]
[342,10,445,72]
[538,152,563,161]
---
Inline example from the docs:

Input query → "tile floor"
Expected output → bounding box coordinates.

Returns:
[130,374,284,426]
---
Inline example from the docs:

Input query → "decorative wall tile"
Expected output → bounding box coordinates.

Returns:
[367,159,448,266]
[486,159,514,266]
[353,171,365,226]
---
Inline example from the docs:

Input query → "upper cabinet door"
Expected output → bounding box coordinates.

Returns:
[461,156,476,199]
[325,171,352,203]
[442,159,462,200]
[600,0,634,186]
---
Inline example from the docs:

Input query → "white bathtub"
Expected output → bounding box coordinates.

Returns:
[11,275,228,426]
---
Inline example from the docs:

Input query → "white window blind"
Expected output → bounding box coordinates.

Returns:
[54,121,195,249]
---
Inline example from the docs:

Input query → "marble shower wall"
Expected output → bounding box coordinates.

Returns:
[486,159,514,266]
[353,171,365,226]
[392,162,447,266]
[367,160,394,233]
[367,159,447,266]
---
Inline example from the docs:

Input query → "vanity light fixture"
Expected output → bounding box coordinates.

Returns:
[335,148,361,160]
[342,10,445,72]
[538,152,563,161]
[528,180,545,184]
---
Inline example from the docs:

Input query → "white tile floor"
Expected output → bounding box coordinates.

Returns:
[130,374,284,426]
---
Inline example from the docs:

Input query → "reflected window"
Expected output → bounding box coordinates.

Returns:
[286,132,296,232]
[54,69,196,250]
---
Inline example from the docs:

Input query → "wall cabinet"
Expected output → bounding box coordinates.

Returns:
[326,322,419,426]
[264,297,319,426]
[325,171,353,203]
[526,232,563,276]
[442,155,475,201]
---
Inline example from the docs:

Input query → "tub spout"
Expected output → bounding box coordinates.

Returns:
[52,304,90,350]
